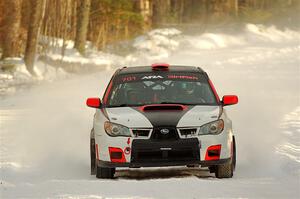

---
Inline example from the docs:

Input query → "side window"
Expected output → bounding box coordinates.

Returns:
[110,84,125,105]
[200,84,216,103]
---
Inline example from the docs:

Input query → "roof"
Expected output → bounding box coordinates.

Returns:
[117,65,205,75]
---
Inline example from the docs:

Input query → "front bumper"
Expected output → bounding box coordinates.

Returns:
[97,158,231,168]
[98,138,231,168]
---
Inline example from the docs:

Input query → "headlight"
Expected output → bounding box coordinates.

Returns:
[199,119,224,135]
[104,121,131,137]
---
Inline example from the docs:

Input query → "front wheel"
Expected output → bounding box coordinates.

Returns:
[215,159,233,178]
[90,139,96,175]
[232,136,236,171]
[215,138,236,178]
[96,166,115,179]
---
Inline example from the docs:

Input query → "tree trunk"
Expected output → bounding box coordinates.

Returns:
[170,0,184,23]
[24,0,46,75]
[152,0,171,27]
[133,0,152,31]
[1,0,22,60]
[233,0,238,17]
[227,0,238,17]
[74,0,91,55]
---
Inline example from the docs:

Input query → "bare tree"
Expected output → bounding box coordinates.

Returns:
[133,0,153,31]
[24,0,46,75]
[229,0,238,17]
[1,0,22,60]
[152,0,171,26]
[74,0,91,55]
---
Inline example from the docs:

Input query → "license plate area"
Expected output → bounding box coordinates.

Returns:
[131,138,200,163]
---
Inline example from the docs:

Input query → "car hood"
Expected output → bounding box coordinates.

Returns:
[104,105,220,128]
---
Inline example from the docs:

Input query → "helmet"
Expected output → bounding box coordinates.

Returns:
[124,82,144,104]
[181,82,195,95]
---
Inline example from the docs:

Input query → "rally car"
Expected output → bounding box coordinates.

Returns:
[86,63,238,179]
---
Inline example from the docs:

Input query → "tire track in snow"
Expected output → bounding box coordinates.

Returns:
[276,107,300,164]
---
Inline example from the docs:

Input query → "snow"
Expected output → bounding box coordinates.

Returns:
[128,28,182,63]
[46,49,123,69]
[0,24,300,198]
[0,37,124,95]
[276,107,300,177]
[0,60,70,96]
[39,35,124,69]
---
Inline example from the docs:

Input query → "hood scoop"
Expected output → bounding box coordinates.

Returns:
[140,104,187,111]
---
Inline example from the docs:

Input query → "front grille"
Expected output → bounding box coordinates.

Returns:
[178,128,198,137]
[132,129,151,137]
[131,138,200,164]
[151,127,179,140]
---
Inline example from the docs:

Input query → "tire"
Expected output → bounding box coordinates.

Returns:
[91,137,115,179]
[208,166,216,173]
[215,159,233,178]
[232,136,236,171]
[90,139,96,175]
[215,137,236,178]
[96,166,115,179]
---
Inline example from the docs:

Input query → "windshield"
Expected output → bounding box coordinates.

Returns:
[105,72,218,107]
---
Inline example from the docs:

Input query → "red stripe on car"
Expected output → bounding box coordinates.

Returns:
[95,144,99,160]
[208,79,220,103]
[103,81,113,104]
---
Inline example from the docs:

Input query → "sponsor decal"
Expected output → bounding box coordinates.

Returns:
[124,147,131,155]
[168,75,198,80]
[142,75,164,80]
[122,76,136,82]
[160,147,172,151]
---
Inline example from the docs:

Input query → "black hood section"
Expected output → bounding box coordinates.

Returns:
[132,105,192,127]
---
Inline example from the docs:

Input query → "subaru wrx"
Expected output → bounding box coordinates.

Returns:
[86,64,238,179]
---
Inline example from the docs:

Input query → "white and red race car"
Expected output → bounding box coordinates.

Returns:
[86,63,238,179]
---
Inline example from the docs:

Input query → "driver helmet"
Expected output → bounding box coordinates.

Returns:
[181,82,195,95]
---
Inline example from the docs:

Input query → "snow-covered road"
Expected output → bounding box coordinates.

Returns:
[1,25,300,198]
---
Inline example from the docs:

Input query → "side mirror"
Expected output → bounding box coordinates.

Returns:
[86,98,101,108]
[222,95,238,106]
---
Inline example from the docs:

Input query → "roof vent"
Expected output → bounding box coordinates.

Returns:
[151,63,170,70]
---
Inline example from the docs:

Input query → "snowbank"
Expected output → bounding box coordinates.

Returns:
[184,24,300,50]
[126,28,182,64]
[0,37,124,95]
[0,60,68,95]
[40,35,124,69]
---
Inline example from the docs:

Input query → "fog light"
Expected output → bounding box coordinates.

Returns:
[109,147,126,163]
[205,145,221,161]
